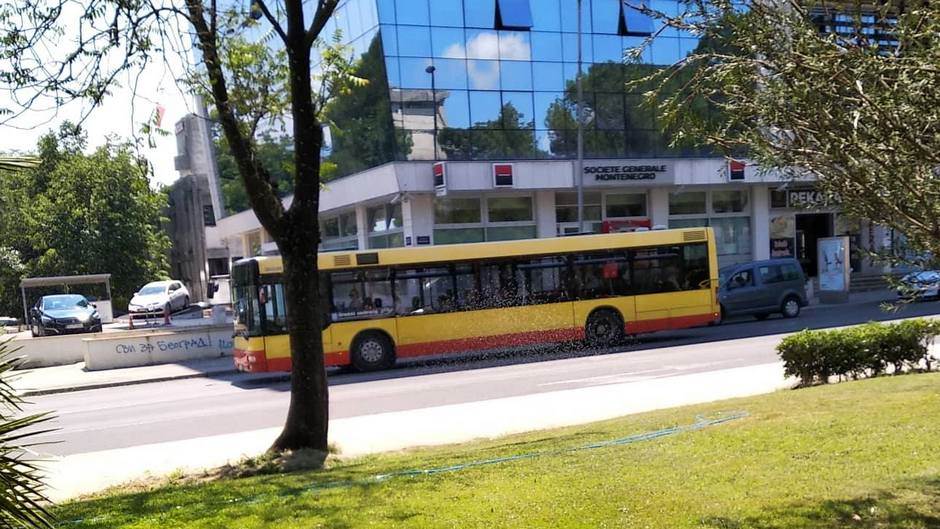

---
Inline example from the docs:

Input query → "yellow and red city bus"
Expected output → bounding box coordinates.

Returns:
[232,228,720,372]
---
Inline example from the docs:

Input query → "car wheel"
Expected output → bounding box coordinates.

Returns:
[351,331,396,372]
[585,310,624,347]
[31,324,39,338]
[781,296,801,318]
[182,296,190,310]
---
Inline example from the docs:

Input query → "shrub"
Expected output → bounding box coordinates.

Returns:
[778,319,939,387]
[0,338,54,528]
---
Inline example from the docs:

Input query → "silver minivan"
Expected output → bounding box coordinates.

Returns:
[718,258,808,321]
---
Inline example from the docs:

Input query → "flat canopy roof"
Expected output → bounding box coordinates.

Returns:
[20,274,112,288]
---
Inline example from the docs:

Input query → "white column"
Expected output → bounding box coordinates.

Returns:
[355,204,368,250]
[649,187,669,228]
[751,184,771,260]
[405,193,435,245]
[535,190,557,238]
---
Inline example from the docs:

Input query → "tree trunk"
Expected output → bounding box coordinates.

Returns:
[271,228,329,452]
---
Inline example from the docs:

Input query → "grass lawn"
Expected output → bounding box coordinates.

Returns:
[57,373,940,528]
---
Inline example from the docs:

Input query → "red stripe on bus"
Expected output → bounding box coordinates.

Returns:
[626,312,717,334]
[396,327,585,358]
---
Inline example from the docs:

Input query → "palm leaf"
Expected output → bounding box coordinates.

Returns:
[0,338,54,529]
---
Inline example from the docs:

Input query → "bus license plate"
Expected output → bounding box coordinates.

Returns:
[66,324,83,329]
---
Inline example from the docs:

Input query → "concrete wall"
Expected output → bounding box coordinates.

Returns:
[83,324,233,371]
[9,334,86,368]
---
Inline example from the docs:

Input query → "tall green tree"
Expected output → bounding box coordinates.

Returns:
[1,0,361,451]
[0,127,171,314]
[641,0,940,260]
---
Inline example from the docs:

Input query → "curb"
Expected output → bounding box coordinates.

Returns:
[20,370,291,397]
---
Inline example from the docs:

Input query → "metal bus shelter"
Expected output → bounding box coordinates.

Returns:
[20,274,114,324]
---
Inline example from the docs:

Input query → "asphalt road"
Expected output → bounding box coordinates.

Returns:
[25,297,940,457]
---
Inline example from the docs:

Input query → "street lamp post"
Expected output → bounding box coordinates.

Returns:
[575,0,585,233]
[426,65,438,160]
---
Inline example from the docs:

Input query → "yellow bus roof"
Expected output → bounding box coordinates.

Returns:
[247,227,713,275]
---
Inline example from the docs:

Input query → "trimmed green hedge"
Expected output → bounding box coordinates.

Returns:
[777,319,939,386]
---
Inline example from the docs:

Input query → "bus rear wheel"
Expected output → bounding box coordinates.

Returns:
[585,310,624,348]
[351,331,396,372]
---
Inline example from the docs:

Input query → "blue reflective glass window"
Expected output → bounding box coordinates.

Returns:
[531,0,561,30]
[650,37,680,65]
[465,0,496,28]
[561,0,591,33]
[592,0,620,34]
[593,34,622,62]
[500,61,532,90]
[388,88,403,128]
[440,90,470,128]
[499,31,531,60]
[623,36,652,63]
[624,2,653,36]
[650,0,678,37]
[679,37,699,58]
[385,57,401,88]
[470,90,502,124]
[380,25,398,56]
[466,30,500,59]
[430,0,464,27]
[432,27,466,58]
[496,0,533,29]
[349,1,367,39]
[468,60,501,89]
[377,0,396,24]
[360,0,379,29]
[594,92,625,129]
[531,32,562,61]
[399,57,434,88]
[586,130,626,157]
[397,25,432,57]
[333,4,353,40]
[395,0,430,25]
[502,91,534,128]
[535,91,567,129]
[532,62,564,91]
[563,62,579,86]
[433,58,469,89]
[561,32,592,62]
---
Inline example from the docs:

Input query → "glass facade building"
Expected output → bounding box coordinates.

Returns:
[320,0,706,179]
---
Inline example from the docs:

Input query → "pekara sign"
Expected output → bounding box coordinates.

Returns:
[583,160,675,186]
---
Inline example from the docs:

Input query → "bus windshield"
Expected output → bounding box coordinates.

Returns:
[233,284,261,336]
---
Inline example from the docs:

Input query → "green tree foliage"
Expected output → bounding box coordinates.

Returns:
[641,0,940,260]
[0,339,53,527]
[322,34,404,177]
[439,103,540,159]
[216,132,295,214]
[0,126,170,315]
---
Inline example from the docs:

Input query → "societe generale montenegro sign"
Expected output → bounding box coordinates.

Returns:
[583,159,675,186]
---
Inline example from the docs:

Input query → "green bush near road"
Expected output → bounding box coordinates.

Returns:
[778,319,939,386]
[56,373,940,529]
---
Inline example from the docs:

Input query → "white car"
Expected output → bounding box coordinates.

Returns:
[897,270,940,300]
[128,280,191,317]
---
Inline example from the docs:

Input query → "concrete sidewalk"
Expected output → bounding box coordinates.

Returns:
[39,361,791,502]
[12,357,261,397]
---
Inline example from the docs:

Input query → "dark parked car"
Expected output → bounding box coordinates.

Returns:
[30,294,102,337]
[718,258,808,321]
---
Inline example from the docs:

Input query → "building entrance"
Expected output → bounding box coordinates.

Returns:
[795,213,833,277]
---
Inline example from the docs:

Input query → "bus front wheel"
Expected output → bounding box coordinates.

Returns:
[585,310,624,348]
[351,331,396,372]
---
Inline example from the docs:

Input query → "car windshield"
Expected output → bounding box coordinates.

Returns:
[719,266,736,285]
[42,295,87,310]
[138,284,167,295]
